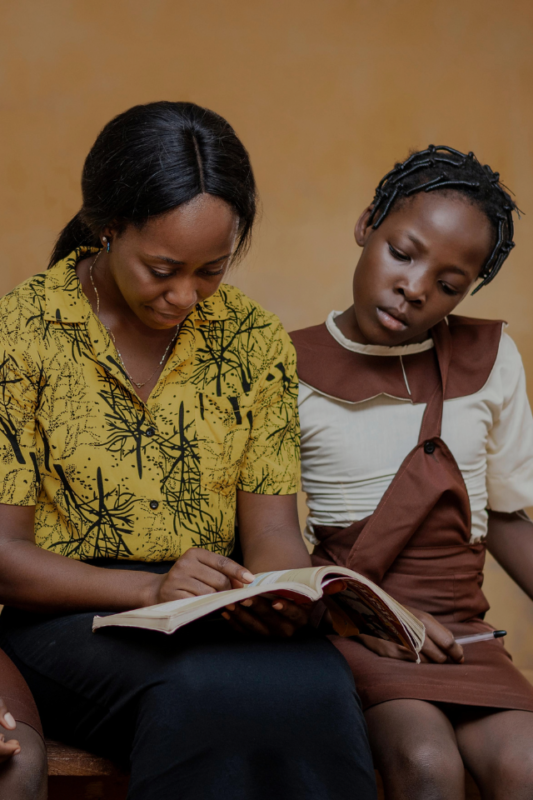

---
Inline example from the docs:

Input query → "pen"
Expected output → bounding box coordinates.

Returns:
[455,630,507,646]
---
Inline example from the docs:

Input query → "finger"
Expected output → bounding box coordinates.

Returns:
[196,551,255,584]
[237,599,296,638]
[422,627,464,663]
[358,634,417,662]
[421,636,455,664]
[227,604,277,637]
[323,579,347,595]
[178,564,232,592]
[0,699,15,731]
[270,599,310,627]
[0,739,20,758]
[221,611,248,636]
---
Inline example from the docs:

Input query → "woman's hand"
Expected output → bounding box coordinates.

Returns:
[0,699,20,763]
[222,596,312,638]
[356,607,464,664]
[154,548,255,604]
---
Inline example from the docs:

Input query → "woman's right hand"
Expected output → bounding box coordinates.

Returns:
[356,607,464,664]
[0,698,20,763]
[153,547,255,605]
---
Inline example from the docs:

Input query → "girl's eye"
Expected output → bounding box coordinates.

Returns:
[151,270,172,279]
[388,244,409,261]
[440,282,460,297]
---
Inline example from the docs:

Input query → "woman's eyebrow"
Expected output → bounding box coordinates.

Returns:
[148,253,232,266]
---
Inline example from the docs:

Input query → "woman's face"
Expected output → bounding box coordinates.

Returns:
[104,194,239,330]
[347,192,494,346]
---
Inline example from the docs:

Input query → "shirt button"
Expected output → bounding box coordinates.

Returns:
[424,440,435,454]
[146,427,155,437]
[149,500,159,510]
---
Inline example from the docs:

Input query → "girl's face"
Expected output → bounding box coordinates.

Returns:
[103,194,239,330]
[346,192,494,346]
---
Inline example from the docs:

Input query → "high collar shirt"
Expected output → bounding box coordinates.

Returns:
[0,249,299,561]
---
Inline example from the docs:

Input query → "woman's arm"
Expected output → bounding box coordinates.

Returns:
[486,509,533,599]
[237,491,311,573]
[0,504,254,613]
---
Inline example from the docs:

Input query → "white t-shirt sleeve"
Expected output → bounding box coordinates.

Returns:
[486,332,533,512]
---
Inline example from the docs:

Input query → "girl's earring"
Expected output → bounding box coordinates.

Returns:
[102,237,111,253]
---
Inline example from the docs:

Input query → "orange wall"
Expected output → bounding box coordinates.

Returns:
[1,0,533,666]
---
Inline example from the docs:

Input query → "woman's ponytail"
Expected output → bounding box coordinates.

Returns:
[48,211,100,268]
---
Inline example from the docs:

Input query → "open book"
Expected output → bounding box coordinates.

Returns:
[93,565,426,658]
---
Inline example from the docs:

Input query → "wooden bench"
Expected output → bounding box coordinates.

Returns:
[46,739,482,799]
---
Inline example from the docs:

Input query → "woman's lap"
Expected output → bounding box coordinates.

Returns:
[0,608,377,800]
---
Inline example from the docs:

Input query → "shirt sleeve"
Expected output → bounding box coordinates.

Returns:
[237,323,300,495]
[486,332,533,513]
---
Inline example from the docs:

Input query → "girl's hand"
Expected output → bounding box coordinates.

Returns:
[154,548,255,604]
[0,698,20,763]
[356,607,464,664]
[222,596,311,638]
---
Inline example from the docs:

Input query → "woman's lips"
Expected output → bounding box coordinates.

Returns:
[376,307,408,332]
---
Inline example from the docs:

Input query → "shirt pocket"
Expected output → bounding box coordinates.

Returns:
[196,392,253,496]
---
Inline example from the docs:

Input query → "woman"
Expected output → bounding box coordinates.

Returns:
[292,145,533,799]
[0,102,376,800]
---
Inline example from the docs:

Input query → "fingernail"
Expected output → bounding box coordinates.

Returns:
[226,604,235,611]
[4,713,15,729]
[241,599,253,607]
[221,612,230,620]
[272,602,284,611]
[242,571,255,582]
[13,748,20,755]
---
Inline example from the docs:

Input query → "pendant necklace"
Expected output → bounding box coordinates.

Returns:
[89,250,180,389]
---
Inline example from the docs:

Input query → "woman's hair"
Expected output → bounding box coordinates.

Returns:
[49,101,257,267]
[368,145,519,293]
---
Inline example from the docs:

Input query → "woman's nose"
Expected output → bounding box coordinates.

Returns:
[164,280,198,309]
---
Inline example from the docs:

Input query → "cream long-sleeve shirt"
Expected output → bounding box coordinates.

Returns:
[299,312,533,544]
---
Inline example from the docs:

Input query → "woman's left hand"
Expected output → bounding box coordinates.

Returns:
[222,596,312,638]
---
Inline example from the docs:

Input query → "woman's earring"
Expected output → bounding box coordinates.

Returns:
[102,237,111,253]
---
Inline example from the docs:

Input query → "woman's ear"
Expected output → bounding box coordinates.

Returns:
[354,205,375,247]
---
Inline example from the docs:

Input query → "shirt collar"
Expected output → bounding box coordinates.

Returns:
[44,247,230,324]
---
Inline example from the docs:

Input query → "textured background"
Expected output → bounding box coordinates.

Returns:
[1,0,533,674]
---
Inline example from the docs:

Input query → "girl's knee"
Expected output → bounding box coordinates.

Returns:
[384,741,464,798]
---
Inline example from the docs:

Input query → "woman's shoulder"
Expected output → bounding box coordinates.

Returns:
[0,272,49,343]
[209,284,290,345]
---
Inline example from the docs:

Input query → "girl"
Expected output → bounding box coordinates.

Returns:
[0,660,46,799]
[0,102,376,800]
[292,145,533,800]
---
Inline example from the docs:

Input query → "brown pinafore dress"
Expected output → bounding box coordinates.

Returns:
[292,315,533,712]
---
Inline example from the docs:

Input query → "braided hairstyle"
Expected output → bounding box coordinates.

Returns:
[368,145,519,294]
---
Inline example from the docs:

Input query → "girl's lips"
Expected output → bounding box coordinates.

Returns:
[376,307,408,332]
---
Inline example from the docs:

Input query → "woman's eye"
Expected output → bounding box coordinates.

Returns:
[388,244,409,261]
[200,268,225,278]
[440,282,459,296]
[151,270,172,279]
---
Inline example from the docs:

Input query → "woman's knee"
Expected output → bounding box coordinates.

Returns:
[0,724,47,800]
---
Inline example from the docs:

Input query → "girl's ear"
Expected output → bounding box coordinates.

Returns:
[354,205,375,247]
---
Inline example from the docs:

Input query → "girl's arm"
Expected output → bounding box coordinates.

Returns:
[486,509,533,598]
[0,504,255,613]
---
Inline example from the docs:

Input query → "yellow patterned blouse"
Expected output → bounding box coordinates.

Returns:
[0,248,300,561]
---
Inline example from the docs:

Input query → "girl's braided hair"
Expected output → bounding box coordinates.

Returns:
[368,145,519,294]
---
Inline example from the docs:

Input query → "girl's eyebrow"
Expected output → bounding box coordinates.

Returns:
[148,253,232,266]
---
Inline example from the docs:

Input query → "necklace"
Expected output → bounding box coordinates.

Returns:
[89,250,180,389]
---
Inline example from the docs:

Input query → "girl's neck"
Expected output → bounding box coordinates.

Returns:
[335,305,431,347]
